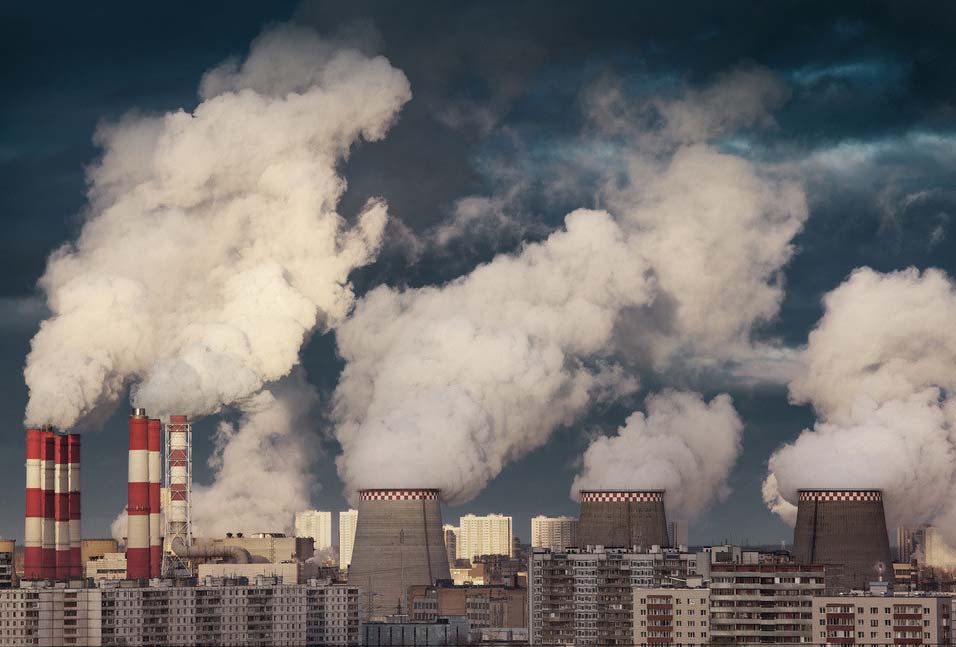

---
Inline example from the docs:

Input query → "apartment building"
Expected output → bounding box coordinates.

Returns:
[0,577,361,647]
[339,510,358,570]
[408,583,527,631]
[709,563,825,644]
[529,546,709,646]
[633,587,710,646]
[459,514,513,560]
[294,510,333,551]
[0,541,13,589]
[813,595,952,646]
[531,516,578,551]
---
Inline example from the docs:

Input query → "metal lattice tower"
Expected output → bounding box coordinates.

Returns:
[162,416,192,577]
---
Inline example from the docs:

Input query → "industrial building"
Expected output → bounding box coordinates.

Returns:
[793,489,895,591]
[294,510,333,551]
[813,594,953,646]
[458,514,513,560]
[708,563,825,644]
[192,533,313,564]
[576,490,670,549]
[347,489,451,619]
[360,615,470,646]
[0,576,361,647]
[528,545,709,646]
[84,553,127,581]
[530,515,578,551]
[339,509,358,571]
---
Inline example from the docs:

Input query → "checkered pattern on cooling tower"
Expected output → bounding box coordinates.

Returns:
[359,489,440,501]
[580,491,664,502]
[798,490,882,502]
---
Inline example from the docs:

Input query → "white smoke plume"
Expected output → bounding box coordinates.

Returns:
[23,24,411,429]
[191,372,320,536]
[572,390,743,518]
[764,267,956,539]
[25,25,411,536]
[333,67,807,505]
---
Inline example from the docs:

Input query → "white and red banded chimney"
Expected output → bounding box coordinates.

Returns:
[54,433,71,579]
[126,409,150,580]
[147,418,162,579]
[41,430,56,578]
[23,428,44,579]
[68,433,81,578]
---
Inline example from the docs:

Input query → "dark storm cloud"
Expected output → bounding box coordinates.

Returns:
[2,0,956,542]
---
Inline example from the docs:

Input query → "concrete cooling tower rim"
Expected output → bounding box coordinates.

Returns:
[798,489,882,502]
[580,490,664,502]
[358,489,441,501]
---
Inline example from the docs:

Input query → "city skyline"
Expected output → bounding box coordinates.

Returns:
[3,1,956,551]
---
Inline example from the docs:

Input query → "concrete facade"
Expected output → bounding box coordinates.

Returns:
[529,546,708,646]
[709,563,825,644]
[360,616,470,646]
[813,594,953,646]
[84,553,127,581]
[0,577,361,647]
[408,584,527,630]
[339,510,359,571]
[458,514,513,560]
[793,489,894,591]
[633,587,710,646]
[0,541,13,589]
[576,491,669,550]
[294,510,333,551]
[193,533,313,564]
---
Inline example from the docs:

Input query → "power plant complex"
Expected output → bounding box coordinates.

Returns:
[10,418,929,647]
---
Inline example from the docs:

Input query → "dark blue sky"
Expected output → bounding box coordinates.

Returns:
[2,1,955,545]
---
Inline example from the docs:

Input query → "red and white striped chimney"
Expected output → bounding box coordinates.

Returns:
[68,434,81,578]
[127,408,150,580]
[147,418,162,579]
[24,428,44,579]
[41,430,56,579]
[54,433,71,579]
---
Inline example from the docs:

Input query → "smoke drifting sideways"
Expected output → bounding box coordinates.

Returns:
[765,267,956,538]
[572,391,743,519]
[25,25,411,534]
[333,67,807,506]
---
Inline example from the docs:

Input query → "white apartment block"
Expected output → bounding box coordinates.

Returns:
[531,516,578,551]
[294,510,333,551]
[339,509,358,570]
[813,594,953,646]
[529,546,709,646]
[459,514,513,560]
[0,577,361,647]
[634,587,710,646]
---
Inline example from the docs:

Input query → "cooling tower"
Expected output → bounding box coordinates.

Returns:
[348,489,451,619]
[576,490,670,548]
[793,489,894,591]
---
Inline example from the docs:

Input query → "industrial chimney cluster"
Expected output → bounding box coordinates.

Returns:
[23,427,81,580]
[22,416,897,598]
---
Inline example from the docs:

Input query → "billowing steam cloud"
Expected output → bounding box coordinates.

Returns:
[333,68,807,505]
[572,391,743,518]
[25,25,411,534]
[764,267,956,538]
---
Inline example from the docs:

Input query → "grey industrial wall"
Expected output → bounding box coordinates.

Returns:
[792,490,894,592]
[348,491,451,619]
[576,491,669,549]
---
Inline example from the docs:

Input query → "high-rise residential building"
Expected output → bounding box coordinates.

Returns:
[443,525,459,567]
[294,510,333,550]
[531,516,577,551]
[897,525,926,563]
[529,546,710,646]
[0,577,362,647]
[633,587,711,646]
[813,594,953,646]
[339,509,358,570]
[459,514,513,560]
[709,563,825,644]
[0,540,13,589]
[667,518,689,547]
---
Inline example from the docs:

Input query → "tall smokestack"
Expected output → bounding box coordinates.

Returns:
[54,433,71,579]
[67,434,81,578]
[41,430,55,578]
[127,408,150,580]
[147,418,162,578]
[793,489,894,592]
[577,490,669,548]
[348,489,451,619]
[24,428,43,579]
[163,415,191,578]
